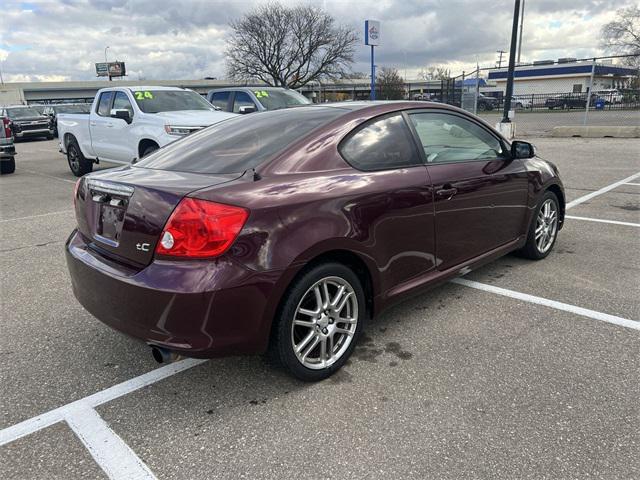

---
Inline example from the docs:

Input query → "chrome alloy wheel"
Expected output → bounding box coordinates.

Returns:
[535,199,558,254]
[291,276,358,370]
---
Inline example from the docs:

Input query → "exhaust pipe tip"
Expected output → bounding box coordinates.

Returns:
[150,346,181,364]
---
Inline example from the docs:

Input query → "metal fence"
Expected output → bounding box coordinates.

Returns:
[314,54,640,137]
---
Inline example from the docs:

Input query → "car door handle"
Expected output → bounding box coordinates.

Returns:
[436,187,458,198]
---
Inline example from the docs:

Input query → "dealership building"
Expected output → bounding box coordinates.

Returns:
[487,59,638,95]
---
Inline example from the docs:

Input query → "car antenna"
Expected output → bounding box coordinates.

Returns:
[245,167,261,181]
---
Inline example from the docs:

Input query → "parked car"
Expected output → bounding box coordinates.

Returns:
[512,96,532,109]
[0,106,54,140]
[44,103,91,137]
[207,87,311,113]
[545,93,597,110]
[596,89,623,104]
[66,101,565,381]
[57,86,236,176]
[476,93,499,111]
[1,115,16,174]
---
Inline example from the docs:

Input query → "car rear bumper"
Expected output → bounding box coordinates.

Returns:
[65,229,283,357]
[0,144,15,158]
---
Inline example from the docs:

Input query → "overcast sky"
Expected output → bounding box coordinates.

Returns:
[0,0,634,82]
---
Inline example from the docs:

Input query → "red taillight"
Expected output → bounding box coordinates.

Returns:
[155,198,249,258]
[2,117,11,138]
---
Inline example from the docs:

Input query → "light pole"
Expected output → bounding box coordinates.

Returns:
[104,46,111,81]
[502,0,521,123]
[517,0,525,64]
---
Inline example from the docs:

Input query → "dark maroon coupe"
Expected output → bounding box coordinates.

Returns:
[66,102,564,381]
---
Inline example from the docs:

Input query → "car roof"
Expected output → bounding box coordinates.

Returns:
[127,86,190,92]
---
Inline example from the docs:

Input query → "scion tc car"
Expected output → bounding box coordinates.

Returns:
[66,102,564,381]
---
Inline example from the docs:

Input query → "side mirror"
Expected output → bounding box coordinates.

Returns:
[511,140,535,159]
[110,109,132,124]
[238,105,257,114]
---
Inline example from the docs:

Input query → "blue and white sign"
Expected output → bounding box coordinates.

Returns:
[364,20,380,46]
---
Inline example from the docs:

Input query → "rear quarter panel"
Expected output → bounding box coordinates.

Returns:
[58,113,95,157]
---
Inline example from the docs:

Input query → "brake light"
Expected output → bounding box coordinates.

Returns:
[155,198,249,258]
[2,117,11,138]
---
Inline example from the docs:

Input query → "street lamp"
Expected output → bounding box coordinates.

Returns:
[104,46,111,81]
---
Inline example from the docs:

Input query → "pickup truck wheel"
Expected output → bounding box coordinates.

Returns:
[141,145,158,158]
[478,103,487,112]
[67,140,92,177]
[1,158,15,175]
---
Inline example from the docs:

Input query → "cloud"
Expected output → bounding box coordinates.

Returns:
[0,0,636,82]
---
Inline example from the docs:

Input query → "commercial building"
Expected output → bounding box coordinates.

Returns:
[487,59,638,95]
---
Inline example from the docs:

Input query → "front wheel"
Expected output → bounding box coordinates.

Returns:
[518,191,560,260]
[272,263,365,381]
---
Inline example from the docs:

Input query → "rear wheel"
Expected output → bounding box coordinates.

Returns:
[1,158,15,175]
[273,262,365,381]
[478,102,487,112]
[518,191,560,260]
[67,140,92,177]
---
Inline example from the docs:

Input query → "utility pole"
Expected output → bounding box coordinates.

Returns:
[517,0,525,64]
[502,0,521,123]
[496,50,506,68]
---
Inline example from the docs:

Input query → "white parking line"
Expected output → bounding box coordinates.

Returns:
[625,182,640,186]
[565,172,640,210]
[0,358,206,447]
[17,168,77,184]
[0,210,74,223]
[65,403,157,480]
[565,215,640,228]
[452,278,640,331]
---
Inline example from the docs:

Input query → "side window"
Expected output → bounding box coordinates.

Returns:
[210,92,230,110]
[96,92,114,117]
[233,91,256,113]
[408,112,504,164]
[112,92,134,117]
[340,114,420,171]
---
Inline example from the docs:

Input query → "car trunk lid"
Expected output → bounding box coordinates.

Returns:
[75,166,242,268]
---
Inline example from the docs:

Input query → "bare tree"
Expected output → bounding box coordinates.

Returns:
[226,3,358,88]
[377,67,405,100]
[601,6,640,67]
[418,66,451,81]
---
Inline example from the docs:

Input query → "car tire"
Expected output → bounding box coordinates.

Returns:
[47,134,54,140]
[272,262,365,381]
[478,103,487,112]
[1,158,16,175]
[518,190,560,260]
[141,144,158,158]
[67,139,92,177]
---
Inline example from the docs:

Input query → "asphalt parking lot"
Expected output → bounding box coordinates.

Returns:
[1,137,639,479]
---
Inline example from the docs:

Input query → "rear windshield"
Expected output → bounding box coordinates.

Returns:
[132,90,215,113]
[254,89,311,110]
[135,107,344,174]
[6,108,42,119]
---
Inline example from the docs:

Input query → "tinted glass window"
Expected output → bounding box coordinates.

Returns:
[210,91,230,110]
[233,91,256,112]
[136,107,344,174]
[6,107,42,119]
[340,114,420,171]
[53,104,90,114]
[409,112,504,163]
[132,90,214,113]
[254,89,311,110]
[113,92,134,117]
[97,92,113,117]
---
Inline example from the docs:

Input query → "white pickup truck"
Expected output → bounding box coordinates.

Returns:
[58,86,236,176]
